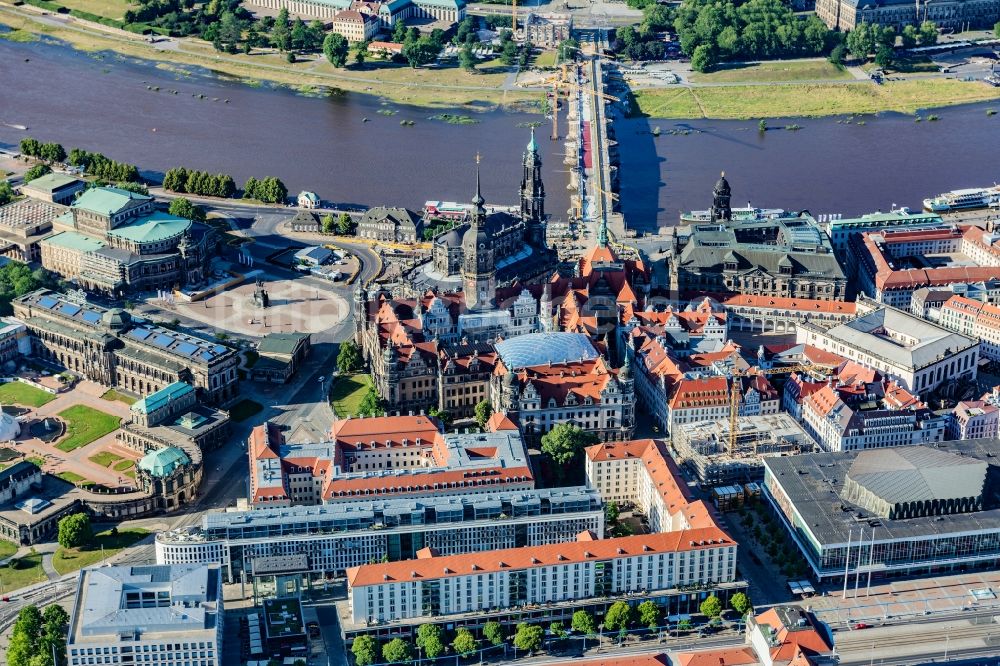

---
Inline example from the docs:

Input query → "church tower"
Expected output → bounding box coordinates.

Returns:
[710,171,732,222]
[520,128,546,247]
[462,158,496,312]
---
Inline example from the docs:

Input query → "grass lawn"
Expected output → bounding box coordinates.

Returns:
[52,528,149,576]
[55,405,121,453]
[0,540,16,560]
[113,459,134,472]
[690,59,852,83]
[52,0,136,19]
[0,381,55,408]
[25,456,45,468]
[330,374,371,418]
[0,28,38,43]
[100,389,137,406]
[57,471,87,485]
[632,79,1000,119]
[89,451,124,467]
[533,50,559,69]
[0,552,47,592]
[229,399,264,422]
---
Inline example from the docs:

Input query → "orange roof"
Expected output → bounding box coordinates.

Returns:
[323,465,534,500]
[721,293,856,315]
[548,656,670,666]
[754,607,832,663]
[331,415,441,451]
[585,439,653,462]
[512,356,621,406]
[347,526,734,587]
[676,647,758,666]
[485,411,519,432]
[669,376,730,410]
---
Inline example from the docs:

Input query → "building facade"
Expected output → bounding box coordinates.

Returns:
[816,0,1000,31]
[68,565,223,666]
[357,207,422,243]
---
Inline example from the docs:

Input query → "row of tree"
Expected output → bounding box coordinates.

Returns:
[18,138,66,164]
[68,149,140,183]
[352,596,751,665]
[163,167,237,198]
[322,212,356,235]
[843,20,937,66]
[243,176,288,204]
[7,604,69,666]
[675,0,835,72]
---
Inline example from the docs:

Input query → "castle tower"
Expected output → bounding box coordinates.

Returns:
[710,171,732,222]
[520,128,546,247]
[462,157,496,312]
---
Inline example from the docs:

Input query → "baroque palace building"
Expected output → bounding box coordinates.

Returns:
[816,0,1000,31]
[38,187,216,297]
[13,289,239,404]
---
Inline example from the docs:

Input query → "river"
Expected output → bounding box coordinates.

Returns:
[617,107,1000,232]
[3,34,998,232]
[0,35,571,216]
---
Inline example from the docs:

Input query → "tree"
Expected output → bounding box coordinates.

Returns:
[291,17,309,51]
[324,32,349,67]
[677,618,693,631]
[918,20,938,46]
[828,42,846,66]
[557,37,578,61]
[23,164,51,183]
[38,143,66,163]
[0,182,13,207]
[604,501,620,525]
[392,19,408,43]
[168,197,206,222]
[336,340,362,373]
[459,44,476,72]
[730,591,752,615]
[995,20,1000,39]
[336,212,354,235]
[901,24,918,49]
[549,621,567,643]
[513,623,543,654]
[540,423,598,483]
[403,36,441,68]
[483,620,504,646]
[353,40,368,66]
[416,624,446,659]
[603,601,633,632]
[243,177,259,201]
[500,39,519,66]
[7,605,43,666]
[637,600,661,630]
[114,181,148,195]
[382,638,413,663]
[571,610,595,637]
[875,44,893,69]
[690,44,716,73]
[272,7,291,51]
[18,137,41,158]
[358,383,385,417]
[700,594,723,619]
[452,628,476,657]
[57,513,92,549]
[474,399,493,428]
[321,213,336,233]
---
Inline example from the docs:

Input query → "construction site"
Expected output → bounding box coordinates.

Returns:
[670,412,817,487]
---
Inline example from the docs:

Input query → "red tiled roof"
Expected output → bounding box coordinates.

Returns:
[676,647,758,666]
[323,465,534,500]
[331,415,441,451]
[347,526,734,587]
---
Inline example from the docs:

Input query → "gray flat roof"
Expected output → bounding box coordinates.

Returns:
[764,439,1000,549]
[823,307,976,370]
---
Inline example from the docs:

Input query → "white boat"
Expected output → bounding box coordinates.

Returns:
[680,204,795,224]
[923,185,1000,212]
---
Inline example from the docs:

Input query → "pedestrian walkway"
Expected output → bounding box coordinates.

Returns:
[40,553,59,581]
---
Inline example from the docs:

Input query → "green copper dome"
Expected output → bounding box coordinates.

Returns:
[138,446,191,478]
[527,127,538,153]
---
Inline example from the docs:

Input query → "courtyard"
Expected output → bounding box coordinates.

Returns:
[0,379,141,492]
[163,277,349,336]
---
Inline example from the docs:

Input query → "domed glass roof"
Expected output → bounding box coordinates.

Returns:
[138,446,190,478]
[495,332,599,370]
[0,412,20,441]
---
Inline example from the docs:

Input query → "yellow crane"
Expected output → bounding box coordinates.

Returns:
[728,363,831,452]
[540,73,619,141]
[512,0,517,36]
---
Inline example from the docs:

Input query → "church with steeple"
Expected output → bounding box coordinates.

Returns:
[430,130,555,289]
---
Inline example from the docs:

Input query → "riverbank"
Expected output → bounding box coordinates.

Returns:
[0,6,540,110]
[631,78,1000,119]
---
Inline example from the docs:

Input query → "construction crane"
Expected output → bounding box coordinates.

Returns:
[728,364,831,452]
[541,74,619,140]
[512,0,517,37]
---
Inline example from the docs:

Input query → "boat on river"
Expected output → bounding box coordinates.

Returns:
[922,185,1000,212]
[680,204,798,225]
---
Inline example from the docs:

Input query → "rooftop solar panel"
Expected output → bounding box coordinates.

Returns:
[59,303,81,317]
[200,351,214,362]
[129,329,152,341]
[152,334,174,349]
[213,346,227,354]
[81,311,102,324]
[37,296,58,309]
[175,342,199,357]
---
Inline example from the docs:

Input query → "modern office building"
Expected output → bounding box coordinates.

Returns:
[763,440,1000,580]
[155,487,604,582]
[822,210,943,266]
[67,564,223,666]
[796,302,978,394]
